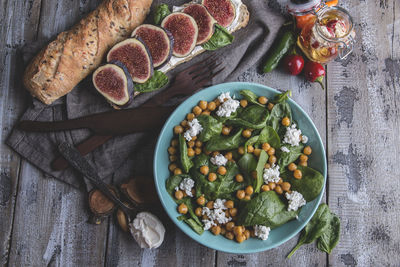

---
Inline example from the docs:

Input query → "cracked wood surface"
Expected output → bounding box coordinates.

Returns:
[0,0,399,266]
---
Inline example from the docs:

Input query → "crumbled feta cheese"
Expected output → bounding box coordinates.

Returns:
[283,124,302,147]
[201,199,231,230]
[179,178,195,197]
[281,146,290,153]
[184,118,203,141]
[285,191,306,211]
[301,135,309,144]
[216,92,240,117]
[210,154,228,166]
[174,187,179,191]
[254,225,270,240]
[263,164,280,184]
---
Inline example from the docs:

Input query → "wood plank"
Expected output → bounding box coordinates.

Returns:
[217,64,328,265]
[327,0,400,266]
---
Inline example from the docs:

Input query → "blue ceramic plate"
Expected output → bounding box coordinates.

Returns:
[154,82,326,253]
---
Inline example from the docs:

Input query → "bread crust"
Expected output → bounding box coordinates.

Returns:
[23,0,153,105]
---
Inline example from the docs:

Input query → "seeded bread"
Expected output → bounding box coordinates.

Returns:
[23,0,153,105]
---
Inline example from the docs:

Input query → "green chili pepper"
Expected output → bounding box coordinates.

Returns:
[262,30,296,73]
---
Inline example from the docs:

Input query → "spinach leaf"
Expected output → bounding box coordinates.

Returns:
[277,144,304,169]
[272,90,292,104]
[254,150,268,193]
[237,153,258,183]
[184,218,204,235]
[281,166,324,202]
[205,129,244,151]
[257,126,281,149]
[179,134,193,173]
[134,71,169,93]
[240,90,265,107]
[244,135,259,153]
[202,24,234,51]
[237,191,298,228]
[197,115,223,142]
[317,212,340,254]
[267,102,292,135]
[226,105,269,129]
[153,4,171,25]
[166,174,190,195]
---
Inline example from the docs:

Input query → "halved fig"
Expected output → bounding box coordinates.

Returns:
[120,177,158,206]
[132,24,174,68]
[107,38,153,83]
[161,12,199,57]
[88,186,118,217]
[183,4,216,45]
[203,0,236,28]
[92,62,134,107]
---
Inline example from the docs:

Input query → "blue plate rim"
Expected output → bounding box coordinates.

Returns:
[153,82,327,254]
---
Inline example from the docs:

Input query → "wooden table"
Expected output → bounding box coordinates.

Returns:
[0,0,399,266]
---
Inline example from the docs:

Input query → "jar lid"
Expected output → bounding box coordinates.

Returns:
[287,0,322,16]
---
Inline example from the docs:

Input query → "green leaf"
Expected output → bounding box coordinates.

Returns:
[237,153,258,184]
[272,90,292,104]
[153,4,171,25]
[317,212,341,253]
[134,71,169,93]
[277,144,304,170]
[202,24,234,51]
[237,191,299,228]
[257,126,281,149]
[281,166,324,202]
[197,115,223,142]
[254,150,268,193]
[184,218,204,235]
[166,174,189,195]
[179,134,193,173]
[205,129,244,151]
[226,105,269,129]
[240,90,265,107]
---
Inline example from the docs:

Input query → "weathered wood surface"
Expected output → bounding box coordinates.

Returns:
[0,0,399,266]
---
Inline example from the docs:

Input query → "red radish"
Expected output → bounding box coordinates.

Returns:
[282,54,304,75]
[303,61,325,89]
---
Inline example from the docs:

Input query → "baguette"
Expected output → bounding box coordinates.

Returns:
[23,0,153,105]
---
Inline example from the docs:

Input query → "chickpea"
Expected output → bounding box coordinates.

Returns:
[208,172,217,182]
[281,182,291,192]
[201,110,210,116]
[174,168,182,175]
[267,147,275,156]
[262,142,271,151]
[222,126,231,135]
[238,146,245,155]
[226,222,235,231]
[277,178,283,185]
[193,106,202,116]
[225,232,234,240]
[233,226,244,236]
[268,182,276,190]
[225,152,233,160]
[229,207,238,217]
[207,101,216,111]
[303,146,312,155]
[299,161,308,167]
[245,185,254,195]
[244,195,251,201]
[169,155,177,162]
[203,148,212,155]
[174,125,184,134]
[240,99,248,108]
[200,165,209,175]
[258,96,268,105]
[247,145,255,153]
[225,210,230,217]
[288,163,297,171]
[242,129,252,138]
[220,227,227,235]
[199,100,208,110]
[267,102,274,111]
[195,140,202,148]
[251,170,258,179]
[268,155,277,164]
[195,147,202,155]
[244,229,251,240]
[197,195,206,206]
[191,136,197,141]
[212,151,220,157]
[171,139,179,147]
[187,148,195,157]
[275,185,283,195]
[235,174,244,183]
[202,214,208,220]
[195,207,202,217]
[169,163,178,172]
[264,163,271,169]
[168,146,177,155]
[218,166,227,175]
[253,148,261,157]
[281,116,291,127]
[236,190,245,200]
[175,190,184,200]
[299,154,308,162]
[211,225,221,235]
[294,169,302,179]
[261,184,270,192]
[178,203,188,214]
[206,201,214,209]
[181,120,188,127]
[188,140,195,148]
[187,113,195,121]
[225,200,234,209]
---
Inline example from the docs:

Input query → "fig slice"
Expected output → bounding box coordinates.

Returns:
[92,62,134,107]
[107,38,153,83]
[161,12,199,57]
[132,24,174,68]
[120,177,159,206]
[88,186,118,218]
[183,4,216,45]
[202,0,236,28]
